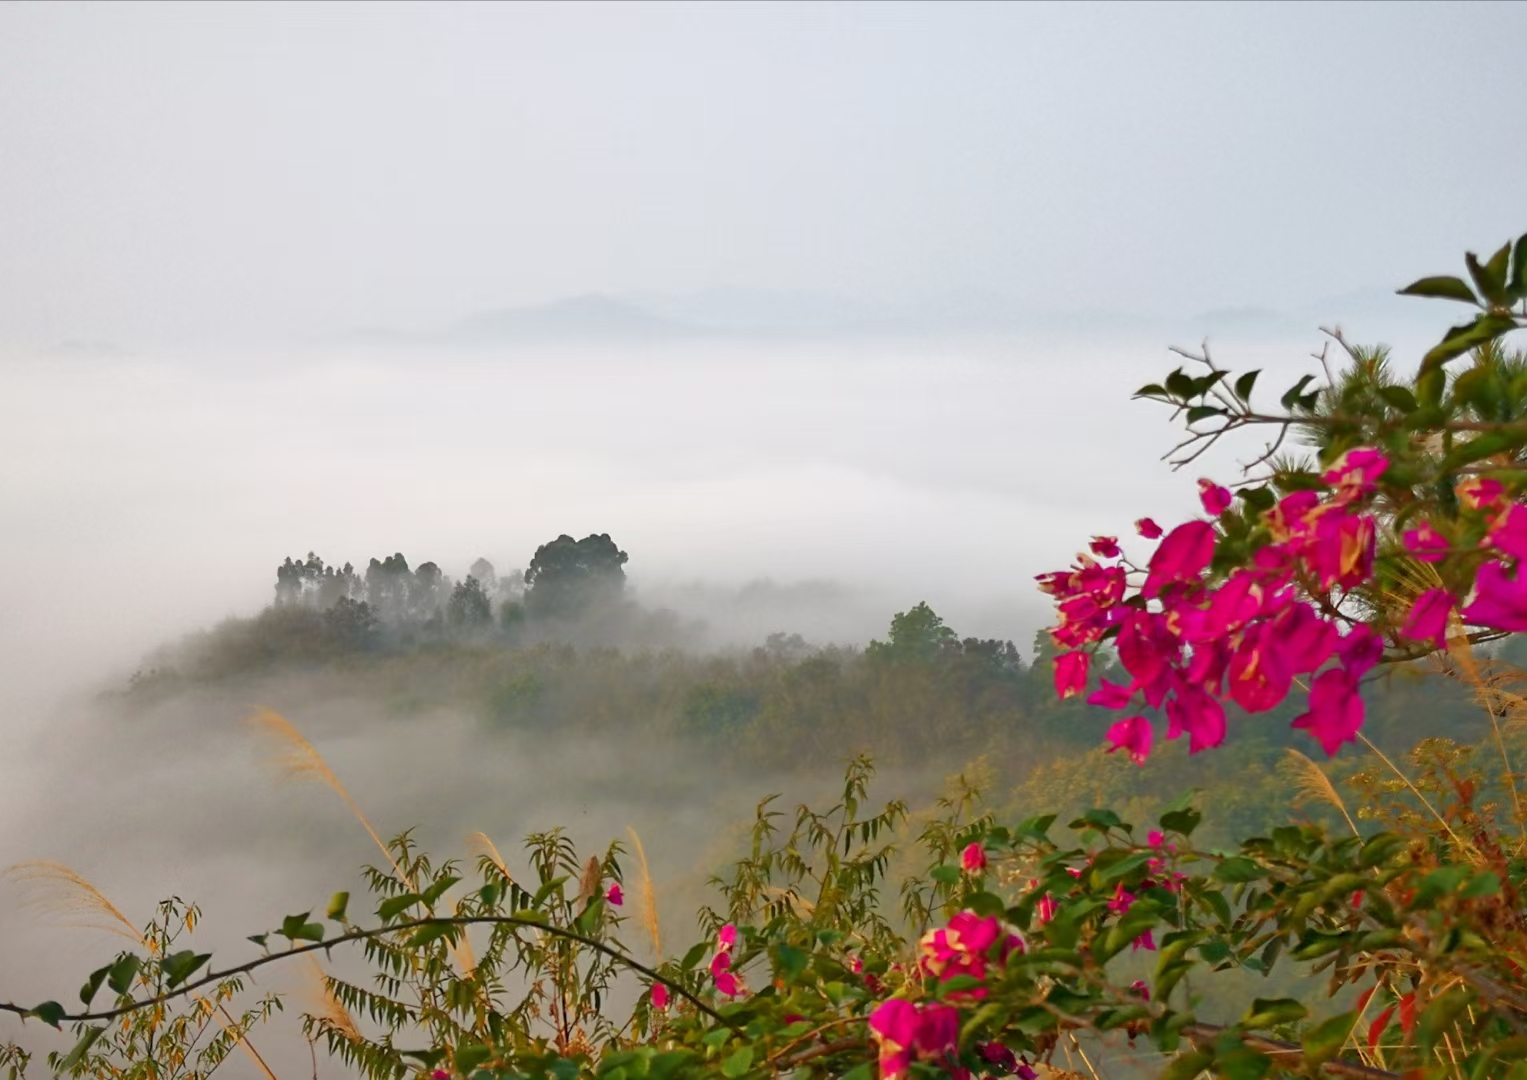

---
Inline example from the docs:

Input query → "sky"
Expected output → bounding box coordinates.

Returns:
[0,1,1523,351]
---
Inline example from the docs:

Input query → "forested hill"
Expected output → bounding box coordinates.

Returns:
[120,531,1505,845]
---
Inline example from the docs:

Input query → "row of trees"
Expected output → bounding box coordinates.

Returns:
[270,533,631,638]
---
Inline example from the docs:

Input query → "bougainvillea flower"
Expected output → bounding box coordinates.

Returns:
[1490,504,1527,560]
[1462,560,1527,632]
[1035,894,1057,923]
[1403,588,1454,649]
[1105,715,1153,764]
[1132,930,1157,952]
[1090,535,1122,558]
[869,999,919,1080]
[1017,1066,1039,1080]
[1338,625,1383,679]
[1321,448,1389,499]
[1130,980,1151,1000]
[1198,479,1233,516]
[1403,522,1450,563]
[1291,667,1364,756]
[433,1071,451,1080]
[1457,476,1505,512]
[605,883,623,906]
[1266,490,1321,541]
[1309,511,1376,590]
[1054,650,1089,699]
[713,970,741,997]
[1165,684,1226,753]
[1108,884,1136,915]
[710,951,731,978]
[979,1043,1018,1073]
[1136,517,1163,539]
[1143,521,1216,598]
[961,843,988,873]
[1227,626,1292,713]
[913,1004,960,1058]
[1117,611,1170,687]
[1271,602,1339,675]
[1087,677,1134,709]
[650,983,668,1010]
[716,924,737,952]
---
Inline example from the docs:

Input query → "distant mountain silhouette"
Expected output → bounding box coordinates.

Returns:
[448,294,695,343]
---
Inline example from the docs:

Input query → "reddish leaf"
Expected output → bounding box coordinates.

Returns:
[1368,1005,1396,1050]
[1399,993,1417,1036]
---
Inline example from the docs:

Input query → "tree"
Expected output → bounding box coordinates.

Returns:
[447,576,492,629]
[523,533,629,620]
[467,557,498,596]
[865,601,956,665]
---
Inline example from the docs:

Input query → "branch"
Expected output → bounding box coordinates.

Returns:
[0,915,741,1032]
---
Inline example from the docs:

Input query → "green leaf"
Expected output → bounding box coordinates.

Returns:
[1279,374,1316,410]
[1441,429,1527,472]
[1097,851,1154,883]
[1378,385,1418,412]
[1213,857,1263,883]
[772,943,808,982]
[1233,370,1260,402]
[1135,383,1169,399]
[421,874,462,908]
[1242,997,1308,1028]
[1014,813,1056,841]
[1159,808,1202,837]
[1160,1049,1214,1080]
[1419,989,1474,1052]
[1461,870,1502,899]
[378,893,424,921]
[1398,275,1481,305]
[1072,808,1125,833]
[964,890,1007,918]
[837,1066,873,1080]
[106,954,141,994]
[59,1025,105,1069]
[1302,1011,1356,1069]
[1216,1043,1271,1080]
[247,933,268,949]
[930,864,961,885]
[26,1001,65,1029]
[454,1043,494,1072]
[1512,232,1527,300]
[1414,864,1471,908]
[326,891,350,921]
[1166,369,1195,399]
[1469,243,1513,307]
[531,876,569,910]
[680,941,709,971]
[280,912,326,943]
[406,922,460,949]
[1186,406,1224,424]
[1421,315,1520,373]
[79,965,109,1006]
[161,950,212,988]
[1359,832,1404,868]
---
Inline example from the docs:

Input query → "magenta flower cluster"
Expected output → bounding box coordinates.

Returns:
[868,911,1032,1080]
[1040,449,1527,761]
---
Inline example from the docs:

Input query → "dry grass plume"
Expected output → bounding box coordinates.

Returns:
[1284,749,1359,836]
[625,827,661,958]
[2,860,143,946]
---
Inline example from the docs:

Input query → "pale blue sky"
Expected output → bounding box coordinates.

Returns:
[0,0,1522,348]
